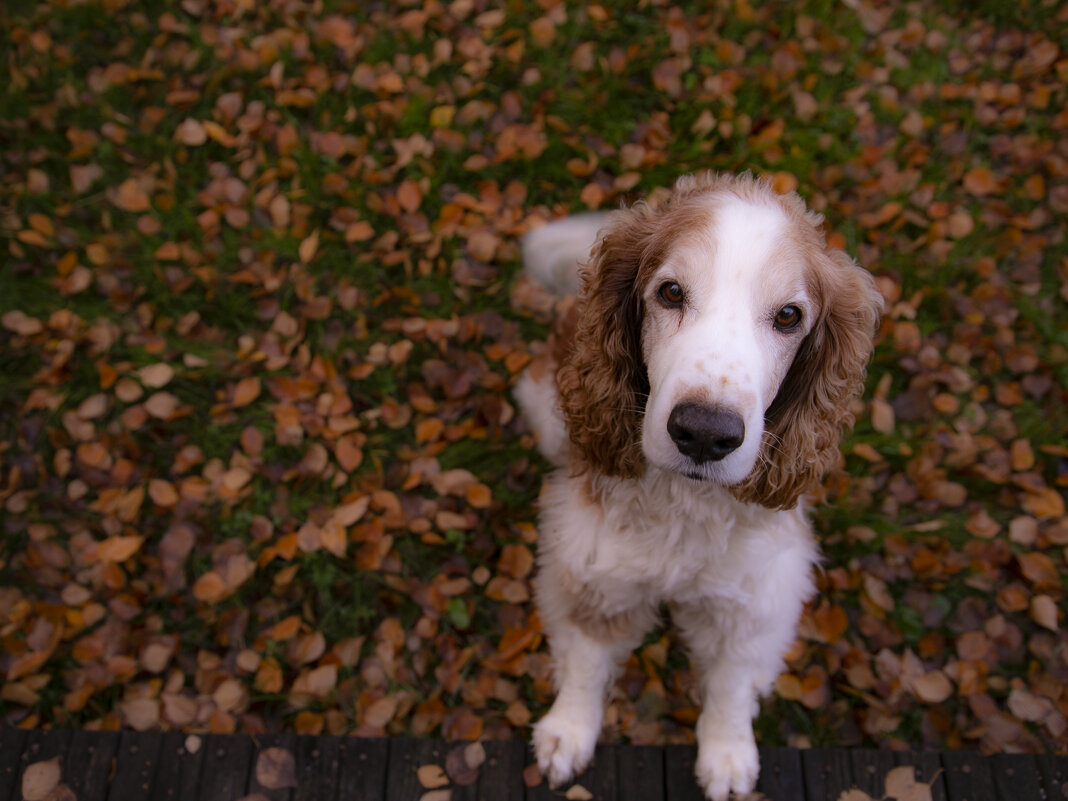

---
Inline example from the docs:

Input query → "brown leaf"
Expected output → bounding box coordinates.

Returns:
[138,363,175,388]
[397,180,422,213]
[22,757,61,801]
[96,535,144,563]
[298,230,320,264]
[1031,594,1059,630]
[910,670,953,703]
[1017,552,1059,590]
[255,748,298,790]
[2,310,44,336]
[174,118,208,146]
[148,479,179,507]
[144,391,181,419]
[112,178,151,212]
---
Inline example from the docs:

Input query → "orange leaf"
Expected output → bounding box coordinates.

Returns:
[319,519,348,558]
[962,166,998,196]
[465,483,492,509]
[232,376,261,407]
[191,571,229,603]
[298,229,319,264]
[267,615,301,641]
[96,535,144,563]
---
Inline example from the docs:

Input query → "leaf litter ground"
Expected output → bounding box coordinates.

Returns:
[1,0,1068,761]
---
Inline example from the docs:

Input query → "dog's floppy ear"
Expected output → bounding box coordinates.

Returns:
[733,246,883,510]
[555,210,654,478]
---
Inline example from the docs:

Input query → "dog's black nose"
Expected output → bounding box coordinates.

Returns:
[667,403,745,463]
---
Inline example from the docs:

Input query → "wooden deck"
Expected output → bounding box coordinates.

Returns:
[1,728,1065,800]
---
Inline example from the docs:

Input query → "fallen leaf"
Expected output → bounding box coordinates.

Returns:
[22,757,61,801]
[255,748,298,790]
[417,764,449,789]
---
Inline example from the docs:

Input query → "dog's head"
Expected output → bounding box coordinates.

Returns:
[556,172,883,510]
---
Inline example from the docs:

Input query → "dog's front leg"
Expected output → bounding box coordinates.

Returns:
[532,600,651,787]
[673,597,805,801]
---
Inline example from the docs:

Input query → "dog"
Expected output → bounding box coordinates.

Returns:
[513,172,883,800]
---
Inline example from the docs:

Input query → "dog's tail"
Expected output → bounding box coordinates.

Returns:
[520,212,614,296]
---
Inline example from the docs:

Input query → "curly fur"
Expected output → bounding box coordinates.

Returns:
[514,172,882,801]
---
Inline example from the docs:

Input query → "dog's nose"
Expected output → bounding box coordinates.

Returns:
[667,403,745,463]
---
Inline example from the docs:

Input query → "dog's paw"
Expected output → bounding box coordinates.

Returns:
[532,707,599,788]
[694,734,759,801]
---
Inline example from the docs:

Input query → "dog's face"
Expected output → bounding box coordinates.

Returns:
[555,172,883,509]
[639,199,815,485]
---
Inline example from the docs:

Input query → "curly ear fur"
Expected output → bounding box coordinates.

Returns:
[555,215,651,477]
[556,196,716,477]
[731,243,883,510]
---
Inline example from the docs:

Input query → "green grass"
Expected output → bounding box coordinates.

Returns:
[1,0,1066,753]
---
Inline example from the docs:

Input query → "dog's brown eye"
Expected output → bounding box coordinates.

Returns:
[657,281,684,306]
[774,305,802,331]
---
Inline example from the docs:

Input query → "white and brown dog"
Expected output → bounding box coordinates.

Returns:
[515,173,882,799]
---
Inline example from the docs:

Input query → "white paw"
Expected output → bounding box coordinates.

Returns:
[695,734,759,801]
[532,706,600,788]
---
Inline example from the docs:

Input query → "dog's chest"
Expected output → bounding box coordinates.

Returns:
[539,470,815,608]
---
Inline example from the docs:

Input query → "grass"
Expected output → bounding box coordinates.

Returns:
[1,0,1066,753]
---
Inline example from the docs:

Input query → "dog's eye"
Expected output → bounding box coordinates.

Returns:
[657,281,684,306]
[774,305,802,331]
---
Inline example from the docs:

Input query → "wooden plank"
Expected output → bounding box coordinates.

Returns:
[385,738,447,799]
[16,729,73,799]
[616,744,663,801]
[196,733,253,801]
[525,744,617,801]
[152,731,206,801]
[1037,754,1068,801]
[941,750,997,801]
[64,730,120,801]
[757,746,805,801]
[293,734,340,801]
[0,729,28,801]
[336,737,387,801]
[802,748,855,801]
[476,740,526,801]
[851,748,896,797]
[991,753,1043,801]
[107,730,163,801]
[893,751,948,801]
[247,732,297,801]
[663,745,704,801]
